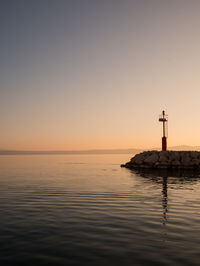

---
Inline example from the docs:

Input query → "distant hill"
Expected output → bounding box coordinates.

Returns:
[168,145,200,151]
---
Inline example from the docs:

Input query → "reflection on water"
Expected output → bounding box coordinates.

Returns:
[131,168,200,227]
[162,177,168,225]
[133,167,200,183]
[0,154,200,265]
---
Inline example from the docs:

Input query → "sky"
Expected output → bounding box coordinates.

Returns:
[1,0,200,151]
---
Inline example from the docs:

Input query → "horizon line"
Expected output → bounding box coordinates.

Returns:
[1,145,200,155]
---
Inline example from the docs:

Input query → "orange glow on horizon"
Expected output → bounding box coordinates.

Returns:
[2,1,200,151]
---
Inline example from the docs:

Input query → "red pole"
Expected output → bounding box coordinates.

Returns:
[162,136,167,151]
[162,111,167,151]
[159,110,168,151]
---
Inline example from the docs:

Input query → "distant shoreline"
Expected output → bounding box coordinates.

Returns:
[0,149,142,155]
[1,146,200,155]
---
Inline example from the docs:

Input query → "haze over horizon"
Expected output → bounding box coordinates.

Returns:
[2,145,200,155]
[2,0,200,151]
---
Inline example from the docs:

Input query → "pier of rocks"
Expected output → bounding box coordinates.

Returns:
[121,150,200,169]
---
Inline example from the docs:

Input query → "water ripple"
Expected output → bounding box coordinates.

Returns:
[0,154,200,265]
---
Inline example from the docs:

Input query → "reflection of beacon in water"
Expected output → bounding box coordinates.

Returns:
[159,110,168,151]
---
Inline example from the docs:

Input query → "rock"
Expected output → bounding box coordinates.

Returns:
[144,153,159,164]
[171,160,181,167]
[181,155,191,166]
[131,152,147,165]
[191,151,199,159]
[170,151,180,161]
[131,152,146,162]
[190,159,200,167]
[159,151,169,163]
[122,150,200,170]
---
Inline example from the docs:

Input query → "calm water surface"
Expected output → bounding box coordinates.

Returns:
[0,154,200,265]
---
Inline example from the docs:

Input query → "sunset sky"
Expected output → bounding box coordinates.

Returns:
[1,0,200,150]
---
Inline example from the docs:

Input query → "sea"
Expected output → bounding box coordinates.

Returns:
[0,154,200,266]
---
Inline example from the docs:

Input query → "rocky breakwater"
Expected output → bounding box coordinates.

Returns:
[121,150,200,169]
